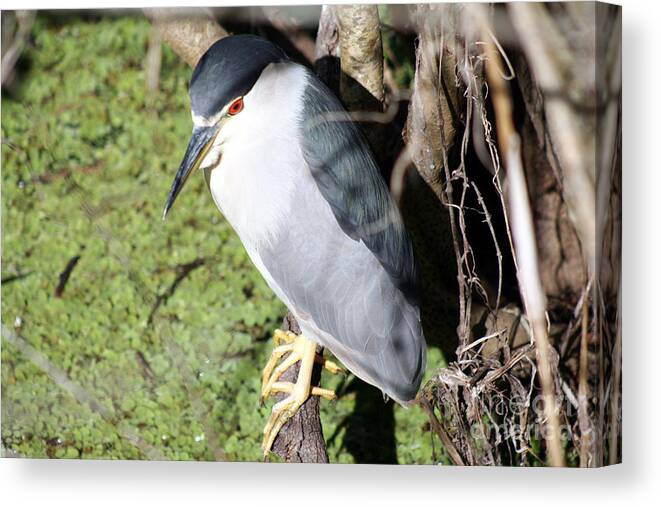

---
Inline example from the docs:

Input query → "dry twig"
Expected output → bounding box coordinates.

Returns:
[477,7,566,466]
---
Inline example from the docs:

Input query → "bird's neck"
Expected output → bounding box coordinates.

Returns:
[205,63,311,249]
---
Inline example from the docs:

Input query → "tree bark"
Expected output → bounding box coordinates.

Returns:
[335,5,385,110]
[145,8,227,68]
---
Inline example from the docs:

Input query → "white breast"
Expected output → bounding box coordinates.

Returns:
[203,62,310,249]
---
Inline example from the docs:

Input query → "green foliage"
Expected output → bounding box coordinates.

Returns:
[2,14,439,464]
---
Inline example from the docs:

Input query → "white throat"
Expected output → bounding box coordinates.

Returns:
[202,62,310,248]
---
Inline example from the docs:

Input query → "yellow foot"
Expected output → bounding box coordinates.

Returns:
[273,329,297,346]
[260,331,343,403]
[260,331,343,457]
[270,381,337,401]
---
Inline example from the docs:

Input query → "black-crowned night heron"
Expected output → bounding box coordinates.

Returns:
[163,35,426,456]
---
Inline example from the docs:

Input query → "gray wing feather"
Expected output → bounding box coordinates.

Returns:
[255,68,425,402]
[258,215,424,402]
[297,71,418,307]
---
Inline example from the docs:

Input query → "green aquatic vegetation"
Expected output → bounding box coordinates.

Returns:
[2,14,443,464]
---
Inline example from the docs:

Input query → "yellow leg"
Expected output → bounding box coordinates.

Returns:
[259,331,344,457]
[261,333,344,402]
[261,337,317,456]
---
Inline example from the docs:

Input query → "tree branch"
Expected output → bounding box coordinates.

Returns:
[335,4,385,110]
[313,5,341,93]
[262,6,317,64]
[508,3,596,275]
[145,8,227,68]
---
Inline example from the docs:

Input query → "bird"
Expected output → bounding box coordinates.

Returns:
[163,34,426,457]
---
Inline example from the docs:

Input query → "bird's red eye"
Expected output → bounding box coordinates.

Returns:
[228,97,244,115]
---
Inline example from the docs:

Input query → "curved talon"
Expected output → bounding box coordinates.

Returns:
[260,347,303,401]
[273,329,297,346]
[316,356,345,375]
[261,343,295,403]
[270,381,337,401]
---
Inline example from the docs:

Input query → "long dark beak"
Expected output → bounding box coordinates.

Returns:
[163,125,219,219]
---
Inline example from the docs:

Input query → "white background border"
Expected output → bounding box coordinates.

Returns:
[2,0,659,505]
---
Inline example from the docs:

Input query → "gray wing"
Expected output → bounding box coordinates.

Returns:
[255,68,425,402]
[297,70,418,307]
[257,203,425,403]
